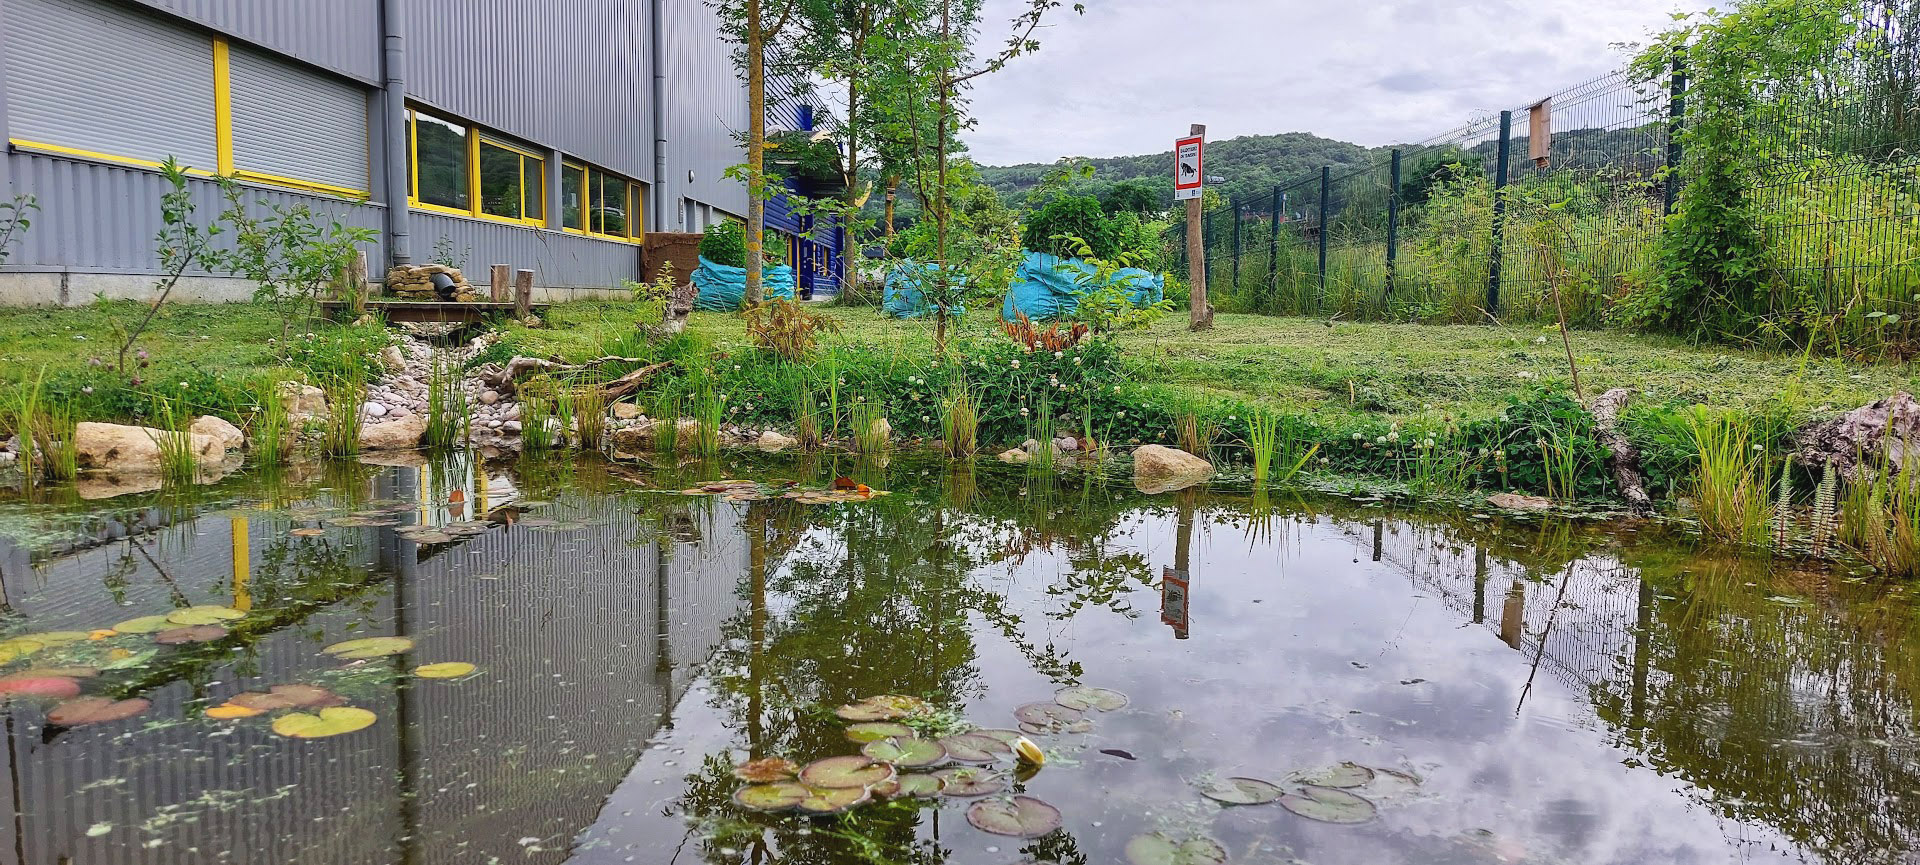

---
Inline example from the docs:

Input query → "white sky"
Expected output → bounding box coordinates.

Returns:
[961,0,1712,164]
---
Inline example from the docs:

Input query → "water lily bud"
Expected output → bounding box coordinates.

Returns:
[1013,736,1045,766]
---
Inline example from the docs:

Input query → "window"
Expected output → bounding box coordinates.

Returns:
[409,109,469,211]
[562,162,585,230]
[479,137,544,224]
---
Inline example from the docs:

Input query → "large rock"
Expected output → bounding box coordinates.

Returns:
[998,448,1031,464]
[278,382,328,422]
[1132,444,1214,494]
[359,415,428,451]
[612,402,642,420]
[757,430,798,452]
[379,345,407,372]
[74,422,225,473]
[610,423,655,452]
[1486,492,1553,512]
[190,415,245,452]
[1794,392,1920,473]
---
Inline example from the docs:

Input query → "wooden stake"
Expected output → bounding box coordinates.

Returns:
[490,264,510,303]
[514,269,534,320]
[1186,123,1212,331]
[350,251,369,314]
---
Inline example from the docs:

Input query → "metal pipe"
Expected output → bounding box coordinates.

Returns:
[1488,110,1512,312]
[1386,149,1402,297]
[380,0,411,266]
[650,0,668,233]
[1663,47,1687,216]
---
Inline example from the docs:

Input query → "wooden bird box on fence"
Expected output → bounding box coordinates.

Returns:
[1529,99,1552,169]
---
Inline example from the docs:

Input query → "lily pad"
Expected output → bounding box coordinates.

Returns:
[17,631,90,646]
[797,785,870,814]
[1287,761,1375,789]
[1359,767,1422,800]
[873,773,944,798]
[1124,833,1229,865]
[733,781,809,812]
[844,721,914,743]
[969,728,1026,744]
[321,637,414,660]
[165,606,244,626]
[229,684,345,711]
[967,795,1063,838]
[1278,785,1378,824]
[1055,685,1129,712]
[111,615,173,634]
[271,706,377,738]
[413,662,477,679]
[939,732,1012,764]
[798,755,894,789]
[0,639,45,663]
[733,757,800,783]
[15,666,98,678]
[205,703,265,720]
[863,736,946,767]
[1197,776,1284,805]
[0,676,82,699]
[154,625,228,644]
[47,696,150,726]
[834,694,929,721]
[933,766,1007,797]
[1013,702,1083,732]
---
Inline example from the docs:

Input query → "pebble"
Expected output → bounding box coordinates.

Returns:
[362,401,389,419]
[480,390,501,405]
[504,420,523,434]
[487,419,503,429]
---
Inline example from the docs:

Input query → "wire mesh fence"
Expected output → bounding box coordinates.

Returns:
[1171,3,1920,340]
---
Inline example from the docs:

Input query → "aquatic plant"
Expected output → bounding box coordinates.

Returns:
[574,387,608,451]
[1686,410,1773,546]
[691,382,723,457]
[1811,459,1839,555]
[851,397,887,454]
[1177,412,1216,458]
[941,378,978,458]
[1840,453,1920,578]
[423,353,470,449]
[552,388,578,447]
[149,397,199,483]
[793,381,822,450]
[744,297,840,361]
[319,371,365,457]
[520,394,555,452]
[251,378,293,465]
[1247,411,1280,482]
[1031,394,1056,470]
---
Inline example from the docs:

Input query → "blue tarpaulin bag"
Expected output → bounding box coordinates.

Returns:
[882,260,964,319]
[1002,251,1164,321]
[691,255,796,311]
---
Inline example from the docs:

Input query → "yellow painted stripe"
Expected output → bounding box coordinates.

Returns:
[8,139,216,176]
[233,169,367,199]
[212,38,234,176]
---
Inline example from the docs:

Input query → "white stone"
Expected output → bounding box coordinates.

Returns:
[363,401,389,419]
[479,390,501,405]
[359,415,428,451]
[1486,493,1553,512]
[612,402,641,420]
[998,448,1031,464]
[487,419,503,429]
[74,422,225,472]
[189,415,245,452]
[504,420,523,434]
[1132,444,1214,494]
[757,430,797,452]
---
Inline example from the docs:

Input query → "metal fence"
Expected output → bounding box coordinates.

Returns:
[1173,4,1920,335]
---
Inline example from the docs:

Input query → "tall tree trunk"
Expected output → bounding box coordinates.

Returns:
[884,177,898,240]
[745,0,767,307]
[933,0,952,356]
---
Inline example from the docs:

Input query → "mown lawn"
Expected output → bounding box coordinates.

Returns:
[2,299,1913,427]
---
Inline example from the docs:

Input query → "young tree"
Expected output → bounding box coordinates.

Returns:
[711,0,812,306]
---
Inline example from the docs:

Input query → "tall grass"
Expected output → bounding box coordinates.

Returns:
[553,389,578,447]
[794,384,822,450]
[850,397,887,455]
[1538,429,1580,502]
[424,353,470,449]
[320,371,366,457]
[7,366,46,481]
[574,387,608,451]
[1177,412,1216,458]
[1247,411,1279,482]
[39,403,78,482]
[690,382,723,457]
[1686,411,1773,546]
[149,397,199,483]
[251,378,293,465]
[1840,455,1920,578]
[520,393,555,452]
[1030,394,1056,470]
[941,379,978,458]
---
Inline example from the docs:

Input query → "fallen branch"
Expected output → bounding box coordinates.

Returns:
[602,361,671,401]
[480,355,652,395]
[1588,388,1652,515]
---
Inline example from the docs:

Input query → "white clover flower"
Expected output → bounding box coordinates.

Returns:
[1352,432,1363,440]
[1117,411,1126,418]
[1020,407,1030,416]
[1010,359,1021,369]
[1053,350,1063,359]
[1073,356,1082,365]
[1534,336,1548,345]
[921,415,930,423]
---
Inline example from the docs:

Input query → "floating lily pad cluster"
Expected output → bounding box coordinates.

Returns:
[1190,761,1419,824]
[200,637,475,738]
[0,606,266,728]
[680,477,892,505]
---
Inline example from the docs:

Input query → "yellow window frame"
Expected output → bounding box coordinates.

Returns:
[477,136,545,227]
[562,163,644,244]
[215,37,369,199]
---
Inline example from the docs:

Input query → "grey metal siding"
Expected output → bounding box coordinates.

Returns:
[4,0,219,171]
[128,0,381,83]
[411,210,639,291]
[406,0,654,182]
[661,0,747,223]
[5,150,387,274]
[229,43,372,193]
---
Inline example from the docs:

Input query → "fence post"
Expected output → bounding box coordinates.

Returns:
[1487,110,1512,314]
[1663,47,1687,216]
[1231,200,1242,293]
[1317,166,1331,305]
[1267,185,1282,306]
[1385,149,1402,299]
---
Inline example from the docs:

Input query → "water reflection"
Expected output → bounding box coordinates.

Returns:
[0,457,1913,864]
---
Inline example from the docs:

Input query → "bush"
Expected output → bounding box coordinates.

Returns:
[1023,195,1121,260]
[699,222,791,269]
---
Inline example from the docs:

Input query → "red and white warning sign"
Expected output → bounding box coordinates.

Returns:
[1174,134,1204,201]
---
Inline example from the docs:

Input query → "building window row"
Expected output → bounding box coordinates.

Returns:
[410,107,641,241]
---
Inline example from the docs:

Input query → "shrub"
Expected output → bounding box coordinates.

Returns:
[1023,195,1120,259]
[699,221,788,268]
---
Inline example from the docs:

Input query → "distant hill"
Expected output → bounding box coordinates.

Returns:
[976,132,1378,209]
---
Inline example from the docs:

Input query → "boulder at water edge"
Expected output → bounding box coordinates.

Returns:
[1132,444,1214,494]
[74,422,225,472]
[359,415,428,450]
[190,415,246,452]
[1486,493,1552,512]
[757,430,797,452]
[277,382,329,423]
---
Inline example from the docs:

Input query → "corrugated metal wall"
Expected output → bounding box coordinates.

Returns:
[405,0,654,183]
[4,150,388,274]
[660,0,747,224]
[128,0,381,82]
[412,211,641,294]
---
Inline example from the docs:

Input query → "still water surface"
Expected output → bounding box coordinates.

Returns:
[0,455,1914,865]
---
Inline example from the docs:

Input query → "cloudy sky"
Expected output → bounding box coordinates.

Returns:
[961,0,1710,165]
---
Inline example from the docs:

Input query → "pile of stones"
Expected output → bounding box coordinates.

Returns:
[383,264,480,301]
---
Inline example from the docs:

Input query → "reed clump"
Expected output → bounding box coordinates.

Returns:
[320,372,365,457]
[251,378,293,465]
[149,397,199,484]
[1686,410,1773,546]
[851,397,888,455]
[941,379,978,458]
[1839,454,1920,578]
[424,353,470,449]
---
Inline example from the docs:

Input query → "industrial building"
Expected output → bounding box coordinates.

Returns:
[0,0,844,304]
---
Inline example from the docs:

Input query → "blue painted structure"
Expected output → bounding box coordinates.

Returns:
[763,80,845,298]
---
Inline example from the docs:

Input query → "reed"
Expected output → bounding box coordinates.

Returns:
[38,403,78,481]
[690,383,723,457]
[1839,454,1920,577]
[1686,411,1773,546]
[7,366,45,481]
[651,380,683,454]
[574,387,608,451]
[794,384,823,451]
[1539,429,1580,502]
[1177,412,1216,458]
[1031,394,1056,471]
[552,388,578,447]
[940,378,978,458]
[520,393,555,452]
[149,397,199,483]
[850,397,887,455]
[251,378,293,465]
[423,353,470,449]
[320,372,365,457]
[1247,411,1280,482]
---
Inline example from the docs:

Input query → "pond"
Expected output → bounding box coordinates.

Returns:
[0,454,1914,865]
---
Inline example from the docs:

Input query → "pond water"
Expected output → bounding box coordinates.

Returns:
[0,454,1915,865]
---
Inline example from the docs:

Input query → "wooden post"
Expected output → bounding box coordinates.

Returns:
[489,264,511,303]
[350,251,369,314]
[513,269,534,319]
[1185,123,1212,331]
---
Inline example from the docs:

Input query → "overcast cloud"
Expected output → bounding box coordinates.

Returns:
[961,0,1710,165]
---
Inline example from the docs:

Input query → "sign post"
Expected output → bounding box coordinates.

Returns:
[1175,125,1212,330]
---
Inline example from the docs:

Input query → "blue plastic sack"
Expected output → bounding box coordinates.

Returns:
[1002,251,1164,321]
[882,260,965,319]
[690,255,796,311]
